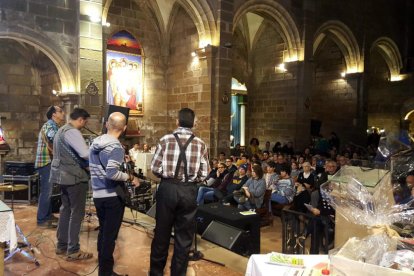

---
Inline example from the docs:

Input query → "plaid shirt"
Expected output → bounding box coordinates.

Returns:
[35,119,59,168]
[151,127,209,183]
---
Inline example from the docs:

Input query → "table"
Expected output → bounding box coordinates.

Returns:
[246,254,329,276]
[196,203,260,255]
[134,153,154,177]
[0,200,17,251]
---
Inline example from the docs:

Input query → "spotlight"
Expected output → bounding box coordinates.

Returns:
[276,63,287,73]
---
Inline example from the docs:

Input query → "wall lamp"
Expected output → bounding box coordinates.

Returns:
[191,48,207,60]
[52,89,62,96]
[275,63,287,73]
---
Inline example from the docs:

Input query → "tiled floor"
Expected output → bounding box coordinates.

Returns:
[3,203,283,276]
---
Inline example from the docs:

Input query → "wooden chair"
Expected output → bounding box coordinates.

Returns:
[255,189,273,227]
[271,201,292,217]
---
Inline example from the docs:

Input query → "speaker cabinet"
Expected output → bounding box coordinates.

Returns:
[146,202,156,218]
[102,105,130,134]
[201,221,249,255]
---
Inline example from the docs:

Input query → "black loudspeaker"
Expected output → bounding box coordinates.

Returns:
[310,119,322,136]
[102,105,130,134]
[146,202,156,218]
[201,221,249,255]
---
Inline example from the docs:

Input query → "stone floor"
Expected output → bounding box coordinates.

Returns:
[3,203,283,276]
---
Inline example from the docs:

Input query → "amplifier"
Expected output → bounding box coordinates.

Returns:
[2,174,39,204]
[5,161,35,176]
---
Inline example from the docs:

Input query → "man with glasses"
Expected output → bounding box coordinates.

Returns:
[196,162,227,205]
[50,108,93,261]
[35,106,65,228]
[225,158,237,173]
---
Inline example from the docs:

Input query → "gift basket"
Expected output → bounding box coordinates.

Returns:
[320,136,414,275]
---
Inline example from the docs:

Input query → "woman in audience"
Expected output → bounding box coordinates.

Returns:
[292,162,315,213]
[246,138,260,156]
[236,164,266,211]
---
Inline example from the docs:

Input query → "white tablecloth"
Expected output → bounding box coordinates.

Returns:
[0,200,17,251]
[134,153,154,176]
[246,253,329,276]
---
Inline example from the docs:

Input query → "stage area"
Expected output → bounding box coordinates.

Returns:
[2,203,283,275]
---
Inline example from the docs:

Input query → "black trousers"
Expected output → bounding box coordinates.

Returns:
[94,196,125,276]
[150,180,198,276]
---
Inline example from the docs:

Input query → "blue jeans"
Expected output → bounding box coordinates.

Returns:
[37,164,52,224]
[196,186,214,205]
[270,193,289,204]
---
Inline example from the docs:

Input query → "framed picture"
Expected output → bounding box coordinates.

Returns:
[106,30,144,116]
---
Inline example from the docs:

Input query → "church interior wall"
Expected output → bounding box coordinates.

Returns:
[0,0,413,164]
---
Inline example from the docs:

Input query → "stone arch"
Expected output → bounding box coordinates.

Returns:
[0,28,76,93]
[371,37,403,79]
[102,0,217,48]
[313,20,362,73]
[233,0,303,61]
[401,98,414,119]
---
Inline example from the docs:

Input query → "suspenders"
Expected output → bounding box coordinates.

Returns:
[173,133,195,183]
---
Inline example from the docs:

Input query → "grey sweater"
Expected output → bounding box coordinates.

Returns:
[243,177,266,208]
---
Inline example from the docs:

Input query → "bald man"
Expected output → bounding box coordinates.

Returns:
[90,112,140,276]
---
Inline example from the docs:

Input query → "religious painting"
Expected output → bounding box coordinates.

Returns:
[106,30,144,116]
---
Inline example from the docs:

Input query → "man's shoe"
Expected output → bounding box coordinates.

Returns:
[55,248,67,255]
[37,221,57,229]
[49,215,59,223]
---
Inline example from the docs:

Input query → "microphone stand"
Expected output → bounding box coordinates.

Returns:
[83,126,100,136]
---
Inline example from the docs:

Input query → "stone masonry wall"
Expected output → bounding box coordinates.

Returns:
[107,0,166,147]
[311,38,358,146]
[166,7,212,147]
[0,0,78,80]
[249,23,299,148]
[368,49,412,133]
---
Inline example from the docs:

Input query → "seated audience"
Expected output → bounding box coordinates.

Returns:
[270,163,295,205]
[235,164,266,211]
[292,162,316,213]
[398,171,414,204]
[264,161,278,190]
[197,162,228,205]
[222,164,249,205]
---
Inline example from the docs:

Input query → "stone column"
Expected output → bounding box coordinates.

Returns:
[209,0,234,157]
[295,1,316,150]
[79,0,103,109]
[239,98,246,147]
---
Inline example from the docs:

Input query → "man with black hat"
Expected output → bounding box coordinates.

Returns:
[149,108,209,276]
